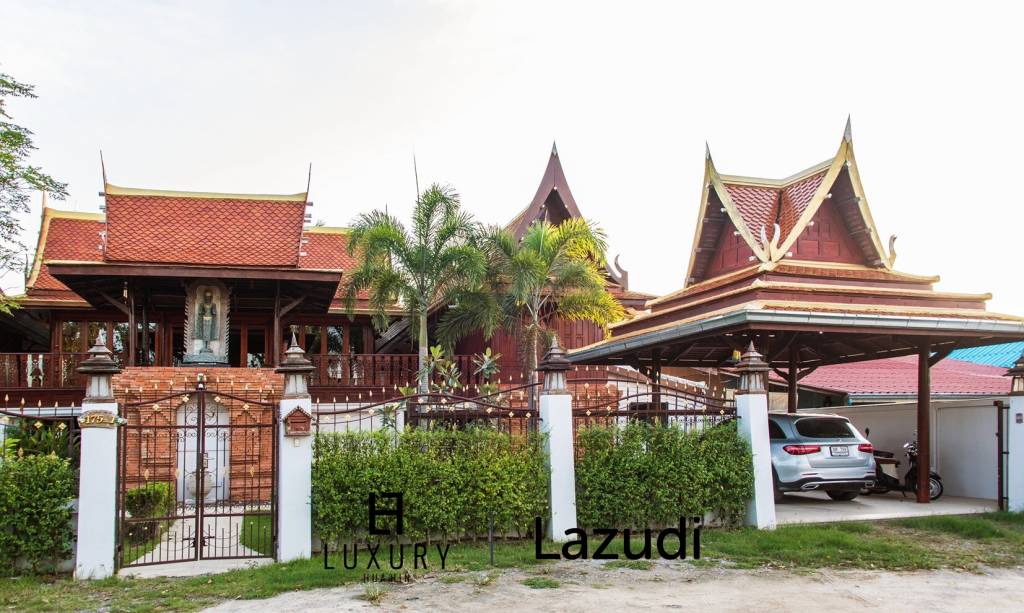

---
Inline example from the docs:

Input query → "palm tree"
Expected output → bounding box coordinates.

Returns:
[342,184,487,391]
[439,218,625,381]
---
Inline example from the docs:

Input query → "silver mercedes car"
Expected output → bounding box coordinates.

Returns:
[768,413,876,501]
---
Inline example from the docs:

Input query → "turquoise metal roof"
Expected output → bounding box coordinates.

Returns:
[949,342,1024,369]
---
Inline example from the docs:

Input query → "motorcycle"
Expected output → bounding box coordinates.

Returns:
[862,438,943,500]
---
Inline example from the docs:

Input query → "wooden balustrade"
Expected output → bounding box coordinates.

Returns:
[0,353,90,390]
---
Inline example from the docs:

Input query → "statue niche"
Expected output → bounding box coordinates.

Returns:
[184,280,229,365]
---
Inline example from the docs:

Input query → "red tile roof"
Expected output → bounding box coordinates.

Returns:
[103,186,306,267]
[783,356,1010,397]
[779,170,826,239]
[298,229,356,271]
[25,211,105,303]
[723,183,778,239]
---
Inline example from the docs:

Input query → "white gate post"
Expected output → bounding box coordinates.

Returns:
[1005,355,1024,511]
[734,342,777,530]
[74,339,122,580]
[537,336,577,541]
[275,334,314,561]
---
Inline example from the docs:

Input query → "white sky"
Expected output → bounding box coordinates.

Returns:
[2,1,1022,313]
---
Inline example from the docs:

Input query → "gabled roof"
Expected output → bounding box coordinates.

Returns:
[506,143,584,240]
[686,119,890,286]
[103,183,308,267]
[22,208,106,306]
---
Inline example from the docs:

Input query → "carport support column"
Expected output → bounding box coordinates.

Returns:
[74,339,122,580]
[735,342,776,530]
[275,334,314,562]
[916,343,931,503]
[1005,355,1024,511]
[538,336,577,541]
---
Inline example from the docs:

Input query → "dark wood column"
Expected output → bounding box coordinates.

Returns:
[917,342,931,503]
[787,344,799,413]
[271,282,281,367]
[127,283,137,367]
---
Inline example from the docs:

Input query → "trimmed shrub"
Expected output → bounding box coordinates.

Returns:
[124,482,174,544]
[0,454,76,573]
[576,420,753,528]
[313,428,547,543]
[124,482,174,519]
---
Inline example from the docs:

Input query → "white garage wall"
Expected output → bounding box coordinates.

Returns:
[796,397,1006,500]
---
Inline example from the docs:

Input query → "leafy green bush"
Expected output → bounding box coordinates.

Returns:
[124,482,174,519]
[576,420,753,528]
[124,482,174,544]
[313,428,547,543]
[0,454,76,573]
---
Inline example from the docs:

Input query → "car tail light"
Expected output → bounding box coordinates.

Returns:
[783,444,821,455]
[858,443,873,453]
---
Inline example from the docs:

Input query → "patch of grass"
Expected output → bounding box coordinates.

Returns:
[603,559,654,571]
[470,571,499,587]
[521,577,559,589]
[357,583,389,604]
[896,515,1009,540]
[239,513,274,556]
[702,522,940,570]
[4,515,1024,611]
[440,574,466,584]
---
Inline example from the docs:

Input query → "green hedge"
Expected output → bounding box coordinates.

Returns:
[575,421,753,528]
[124,482,175,544]
[313,428,547,543]
[0,454,76,573]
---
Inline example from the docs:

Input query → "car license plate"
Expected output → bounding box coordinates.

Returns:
[830,446,850,457]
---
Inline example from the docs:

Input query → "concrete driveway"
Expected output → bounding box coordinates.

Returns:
[775,491,998,525]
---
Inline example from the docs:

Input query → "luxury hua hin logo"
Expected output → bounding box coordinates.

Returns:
[323,493,451,582]
[324,492,701,580]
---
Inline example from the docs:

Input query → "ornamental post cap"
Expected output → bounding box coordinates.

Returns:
[77,336,121,376]
[538,335,571,373]
[735,341,769,374]
[275,330,313,375]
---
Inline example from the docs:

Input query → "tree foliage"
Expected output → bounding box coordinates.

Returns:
[342,184,487,389]
[439,218,625,373]
[0,72,67,313]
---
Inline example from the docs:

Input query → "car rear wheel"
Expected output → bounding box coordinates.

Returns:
[826,490,859,501]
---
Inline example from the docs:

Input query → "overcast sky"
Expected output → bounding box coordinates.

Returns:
[2,1,1022,313]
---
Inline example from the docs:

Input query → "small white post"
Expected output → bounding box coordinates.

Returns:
[538,336,577,542]
[275,334,314,562]
[734,342,777,530]
[74,340,121,580]
[1005,355,1024,511]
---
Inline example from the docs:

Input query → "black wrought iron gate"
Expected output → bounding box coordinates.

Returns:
[116,382,278,568]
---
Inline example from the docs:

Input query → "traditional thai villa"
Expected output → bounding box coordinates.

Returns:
[568,120,1024,502]
[0,146,650,409]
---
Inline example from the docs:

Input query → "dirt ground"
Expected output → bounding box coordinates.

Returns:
[202,558,1024,612]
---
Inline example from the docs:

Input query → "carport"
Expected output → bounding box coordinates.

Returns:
[567,123,1024,522]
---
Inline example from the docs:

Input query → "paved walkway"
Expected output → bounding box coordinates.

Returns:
[775,491,997,525]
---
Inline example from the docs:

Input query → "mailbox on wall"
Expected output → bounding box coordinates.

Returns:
[284,408,312,436]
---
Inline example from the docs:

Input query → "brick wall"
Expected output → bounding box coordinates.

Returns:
[114,367,283,505]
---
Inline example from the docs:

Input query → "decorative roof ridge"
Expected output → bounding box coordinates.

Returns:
[773,119,889,267]
[756,300,1024,322]
[718,158,833,188]
[25,207,107,290]
[776,260,940,282]
[508,143,584,238]
[104,183,308,203]
[753,280,992,301]
[617,281,764,328]
[304,226,350,235]
[648,263,763,307]
[684,148,770,284]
